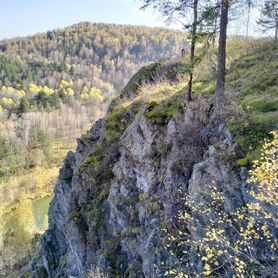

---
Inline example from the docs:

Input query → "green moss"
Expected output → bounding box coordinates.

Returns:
[71,209,81,223]
[92,205,104,228]
[80,155,97,172]
[235,146,262,168]
[148,100,158,110]
[106,107,129,144]
[35,267,48,278]
[235,157,250,167]
[103,239,127,276]
[22,271,32,278]
[215,143,221,151]
[146,91,183,125]
[103,249,110,260]
[99,186,110,201]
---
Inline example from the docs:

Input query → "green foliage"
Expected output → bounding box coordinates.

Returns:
[34,91,60,111]
[147,100,158,110]
[17,97,30,115]
[21,271,32,278]
[71,209,81,223]
[235,153,258,168]
[92,204,104,229]
[0,22,183,97]
[103,239,127,276]
[245,98,277,113]
[258,0,278,34]
[0,56,32,84]
[0,136,19,176]
[36,130,52,161]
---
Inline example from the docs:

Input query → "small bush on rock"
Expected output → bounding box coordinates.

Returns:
[86,266,110,278]
[164,131,278,278]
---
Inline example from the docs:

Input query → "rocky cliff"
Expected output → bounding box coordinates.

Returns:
[27,53,277,278]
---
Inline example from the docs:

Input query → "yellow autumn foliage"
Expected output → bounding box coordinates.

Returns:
[29,83,42,94]
[60,79,74,89]
[66,87,75,96]
[89,87,104,103]
[249,131,278,205]
[1,97,14,106]
[42,86,54,95]
[80,93,89,100]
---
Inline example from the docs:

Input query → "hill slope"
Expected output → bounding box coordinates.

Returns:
[0,22,184,102]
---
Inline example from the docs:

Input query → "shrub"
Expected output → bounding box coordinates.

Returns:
[86,266,110,278]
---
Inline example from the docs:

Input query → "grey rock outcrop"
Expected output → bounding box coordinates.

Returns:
[29,61,248,278]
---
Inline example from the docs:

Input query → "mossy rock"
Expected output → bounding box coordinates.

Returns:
[22,271,32,278]
[146,94,183,125]
[34,267,48,278]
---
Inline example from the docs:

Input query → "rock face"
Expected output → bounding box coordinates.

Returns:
[29,61,244,278]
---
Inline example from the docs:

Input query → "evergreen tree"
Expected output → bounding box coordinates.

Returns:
[18,97,30,115]
[258,0,278,44]
[140,0,219,101]
[215,0,229,108]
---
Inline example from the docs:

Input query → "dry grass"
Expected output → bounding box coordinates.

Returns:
[86,266,110,278]
[138,80,186,103]
[114,80,187,113]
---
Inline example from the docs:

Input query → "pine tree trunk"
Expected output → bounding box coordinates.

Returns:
[246,2,251,38]
[215,0,229,108]
[275,25,278,45]
[187,0,198,102]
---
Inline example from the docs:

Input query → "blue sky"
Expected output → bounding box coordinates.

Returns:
[0,0,265,40]
[0,0,166,40]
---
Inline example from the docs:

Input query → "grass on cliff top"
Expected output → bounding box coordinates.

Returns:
[112,80,187,126]
[226,40,278,166]
[142,82,186,124]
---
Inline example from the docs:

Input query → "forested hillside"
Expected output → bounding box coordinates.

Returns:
[0,22,184,177]
[0,23,184,278]
[0,22,183,104]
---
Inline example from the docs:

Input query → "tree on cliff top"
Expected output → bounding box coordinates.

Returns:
[140,0,219,101]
